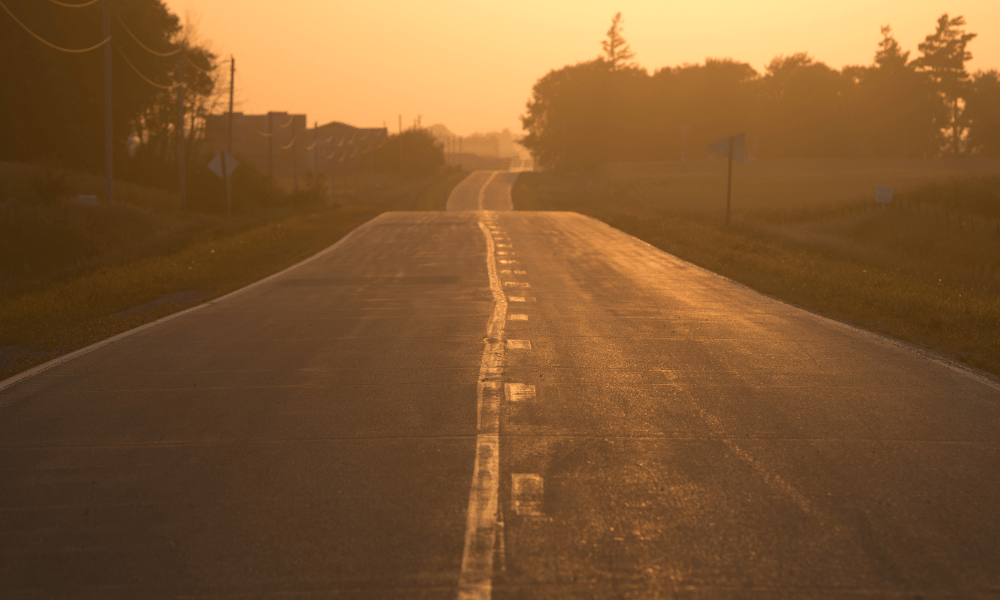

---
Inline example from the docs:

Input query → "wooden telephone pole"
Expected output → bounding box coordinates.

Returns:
[223,56,234,220]
[103,0,113,204]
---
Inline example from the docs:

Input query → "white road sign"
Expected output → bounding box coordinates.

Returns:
[876,185,894,203]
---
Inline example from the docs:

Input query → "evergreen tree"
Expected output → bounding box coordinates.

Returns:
[601,13,635,70]
[874,25,909,71]
[911,14,977,155]
[966,70,1000,156]
[860,26,940,157]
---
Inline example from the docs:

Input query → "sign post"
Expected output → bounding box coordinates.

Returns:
[876,185,893,211]
[707,132,745,226]
[208,150,239,219]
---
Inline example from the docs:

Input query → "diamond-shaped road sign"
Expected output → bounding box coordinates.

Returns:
[707,133,745,163]
[208,151,239,179]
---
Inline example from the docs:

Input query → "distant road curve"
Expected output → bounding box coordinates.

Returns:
[446,170,518,211]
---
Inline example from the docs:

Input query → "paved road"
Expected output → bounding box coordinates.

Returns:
[1,206,999,598]
[446,170,518,211]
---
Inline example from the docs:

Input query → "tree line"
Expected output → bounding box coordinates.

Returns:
[521,13,1000,170]
[1,0,450,213]
[0,0,219,190]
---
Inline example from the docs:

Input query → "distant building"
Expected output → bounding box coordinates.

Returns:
[205,112,387,191]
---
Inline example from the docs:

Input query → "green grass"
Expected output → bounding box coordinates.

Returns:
[513,161,1000,378]
[1,165,466,379]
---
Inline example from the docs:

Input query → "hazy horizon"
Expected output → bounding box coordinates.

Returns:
[162,0,1000,136]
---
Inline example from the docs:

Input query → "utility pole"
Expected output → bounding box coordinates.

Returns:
[267,112,274,185]
[329,144,337,204]
[103,0,113,204]
[227,57,235,156]
[292,117,298,192]
[223,55,234,220]
[561,123,567,170]
[458,136,463,170]
[725,136,734,226]
[313,121,320,191]
[398,114,403,174]
[176,54,186,210]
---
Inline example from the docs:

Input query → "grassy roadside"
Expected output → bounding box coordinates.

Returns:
[405,170,469,210]
[513,169,1000,378]
[1,168,468,380]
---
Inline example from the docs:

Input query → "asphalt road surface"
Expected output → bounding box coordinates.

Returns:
[446,170,517,211]
[1,175,998,598]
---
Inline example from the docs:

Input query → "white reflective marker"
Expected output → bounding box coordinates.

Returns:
[508,314,529,321]
[514,270,527,275]
[512,474,544,516]
[505,383,536,402]
[509,296,526,302]
[506,340,532,350]
[503,282,531,287]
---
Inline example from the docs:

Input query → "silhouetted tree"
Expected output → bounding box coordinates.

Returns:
[652,58,758,159]
[124,10,219,188]
[0,0,217,186]
[966,70,1000,156]
[601,12,636,71]
[521,60,622,170]
[875,25,909,70]
[757,53,855,157]
[854,26,940,157]
[520,13,995,167]
[911,14,977,155]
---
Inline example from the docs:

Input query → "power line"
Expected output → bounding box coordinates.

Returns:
[114,12,180,57]
[48,0,100,7]
[114,43,176,90]
[1,0,109,53]
[280,134,297,150]
[184,53,216,74]
[306,137,333,151]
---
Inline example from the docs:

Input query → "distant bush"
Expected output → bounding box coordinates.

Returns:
[899,175,1000,218]
[186,156,287,214]
[372,129,445,178]
[288,172,330,207]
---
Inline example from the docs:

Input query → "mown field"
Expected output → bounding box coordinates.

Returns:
[512,158,1000,377]
[0,162,468,379]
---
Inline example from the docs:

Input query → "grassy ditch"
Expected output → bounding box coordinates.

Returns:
[1,165,466,380]
[512,160,1000,377]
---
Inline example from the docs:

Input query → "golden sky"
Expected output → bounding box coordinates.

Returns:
[164,0,999,135]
